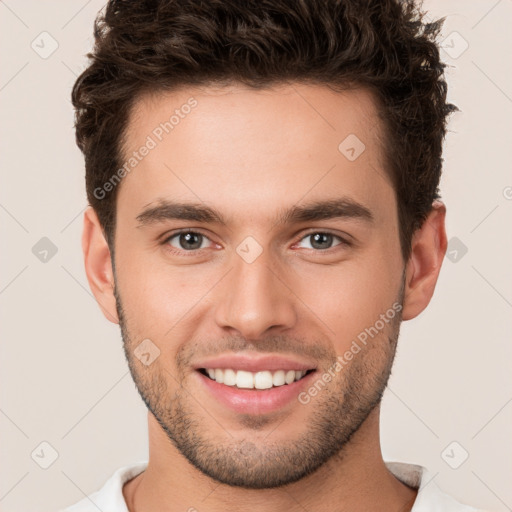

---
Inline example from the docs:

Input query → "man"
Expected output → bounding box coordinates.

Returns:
[63,0,482,510]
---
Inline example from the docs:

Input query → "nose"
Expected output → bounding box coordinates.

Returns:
[213,248,297,341]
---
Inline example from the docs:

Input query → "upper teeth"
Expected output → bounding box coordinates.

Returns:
[205,368,308,389]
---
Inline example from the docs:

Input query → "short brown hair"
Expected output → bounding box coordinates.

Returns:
[72,0,458,261]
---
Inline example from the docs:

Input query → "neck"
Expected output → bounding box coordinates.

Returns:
[123,407,417,512]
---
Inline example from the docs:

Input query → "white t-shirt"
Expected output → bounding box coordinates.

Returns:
[61,461,483,512]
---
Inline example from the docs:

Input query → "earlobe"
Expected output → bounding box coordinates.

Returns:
[401,201,448,321]
[82,206,119,324]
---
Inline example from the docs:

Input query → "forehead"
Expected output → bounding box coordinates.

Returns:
[117,83,394,226]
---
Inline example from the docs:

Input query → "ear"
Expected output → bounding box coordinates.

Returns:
[82,206,119,324]
[402,201,447,321]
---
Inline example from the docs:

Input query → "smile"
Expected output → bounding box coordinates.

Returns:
[196,367,318,415]
[199,368,314,390]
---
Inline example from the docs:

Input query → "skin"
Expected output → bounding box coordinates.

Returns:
[82,83,447,512]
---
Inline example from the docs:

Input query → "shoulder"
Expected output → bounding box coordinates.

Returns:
[386,461,485,512]
[59,461,148,512]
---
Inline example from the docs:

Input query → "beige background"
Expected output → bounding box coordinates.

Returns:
[0,1,511,511]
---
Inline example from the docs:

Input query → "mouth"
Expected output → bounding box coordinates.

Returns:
[195,366,318,415]
[198,367,316,390]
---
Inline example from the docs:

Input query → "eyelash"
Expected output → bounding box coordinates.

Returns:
[161,229,352,256]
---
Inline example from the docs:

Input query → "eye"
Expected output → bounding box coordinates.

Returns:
[295,232,349,251]
[161,229,351,255]
[164,230,213,252]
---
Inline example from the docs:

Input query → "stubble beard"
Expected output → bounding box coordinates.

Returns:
[114,283,403,489]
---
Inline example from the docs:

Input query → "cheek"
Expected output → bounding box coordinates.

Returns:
[292,249,402,350]
[114,249,217,348]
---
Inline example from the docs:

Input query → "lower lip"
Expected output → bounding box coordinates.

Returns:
[196,370,317,415]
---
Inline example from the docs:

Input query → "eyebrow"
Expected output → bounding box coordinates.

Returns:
[136,197,374,228]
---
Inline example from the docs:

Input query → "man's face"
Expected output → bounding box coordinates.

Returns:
[112,84,405,488]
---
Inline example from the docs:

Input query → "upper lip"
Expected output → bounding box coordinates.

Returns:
[194,354,317,373]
